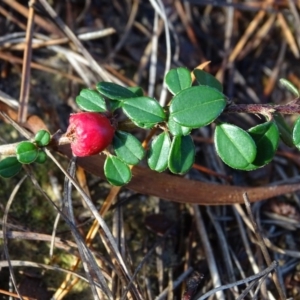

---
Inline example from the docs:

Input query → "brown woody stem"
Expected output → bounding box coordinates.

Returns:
[225,103,300,115]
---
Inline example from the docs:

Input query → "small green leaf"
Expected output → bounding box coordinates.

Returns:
[35,150,47,164]
[292,117,300,149]
[113,131,145,165]
[133,121,157,129]
[168,116,191,136]
[148,132,171,172]
[279,78,299,97]
[16,141,38,164]
[246,121,279,168]
[104,156,132,186]
[97,82,136,100]
[168,135,195,174]
[170,86,226,128]
[127,86,144,97]
[165,67,192,95]
[122,97,166,125]
[34,130,51,147]
[109,100,122,112]
[274,113,294,147]
[214,124,257,169]
[193,69,223,92]
[76,89,106,112]
[0,157,22,178]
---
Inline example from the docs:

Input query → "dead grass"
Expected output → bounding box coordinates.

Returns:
[0,0,300,299]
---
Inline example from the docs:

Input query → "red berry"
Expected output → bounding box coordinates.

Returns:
[66,112,115,157]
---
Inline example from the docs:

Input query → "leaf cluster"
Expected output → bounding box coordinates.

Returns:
[0,130,50,178]
[92,68,227,185]
[2,68,300,186]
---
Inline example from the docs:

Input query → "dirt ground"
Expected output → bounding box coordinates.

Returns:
[0,1,300,299]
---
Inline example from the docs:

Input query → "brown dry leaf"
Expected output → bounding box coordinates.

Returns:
[72,151,300,205]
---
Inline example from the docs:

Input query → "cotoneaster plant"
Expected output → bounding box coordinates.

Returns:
[1,68,300,186]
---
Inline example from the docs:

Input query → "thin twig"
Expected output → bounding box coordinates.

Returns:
[243,192,286,300]
[18,0,36,123]
[2,175,27,300]
[206,207,236,283]
[148,11,159,98]
[155,267,194,300]
[148,0,172,106]
[193,205,225,300]
[2,0,63,36]
[196,261,278,300]
[38,0,113,83]
[0,260,110,285]
[64,158,106,300]
[108,0,139,59]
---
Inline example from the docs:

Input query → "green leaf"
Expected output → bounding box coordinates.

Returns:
[279,78,299,97]
[76,89,106,112]
[167,116,191,136]
[122,97,166,125]
[109,100,122,112]
[292,117,300,149]
[214,124,257,169]
[193,69,223,92]
[97,82,136,100]
[274,113,294,147]
[34,130,51,147]
[0,157,22,178]
[245,121,279,169]
[133,121,157,129]
[113,131,145,165]
[35,150,47,164]
[127,86,144,97]
[148,132,171,172]
[168,135,195,174]
[104,156,132,186]
[165,67,192,95]
[16,141,38,164]
[169,86,226,128]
